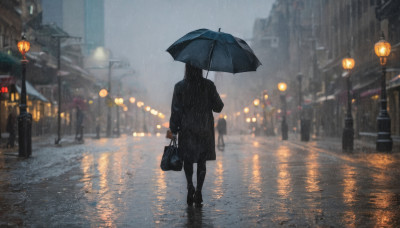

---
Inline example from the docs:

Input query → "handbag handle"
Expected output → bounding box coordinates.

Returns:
[169,138,177,147]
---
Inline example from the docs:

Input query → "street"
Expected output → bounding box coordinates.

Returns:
[1,135,399,227]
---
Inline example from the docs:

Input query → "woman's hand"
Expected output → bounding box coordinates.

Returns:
[166,129,176,139]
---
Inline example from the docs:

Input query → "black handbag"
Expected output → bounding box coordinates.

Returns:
[160,139,183,171]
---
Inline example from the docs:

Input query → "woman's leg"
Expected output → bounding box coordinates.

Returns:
[184,161,194,188]
[184,161,195,205]
[196,160,206,191]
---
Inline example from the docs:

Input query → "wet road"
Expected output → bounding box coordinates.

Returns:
[1,135,400,227]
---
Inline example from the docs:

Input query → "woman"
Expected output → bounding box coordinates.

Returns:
[168,63,224,206]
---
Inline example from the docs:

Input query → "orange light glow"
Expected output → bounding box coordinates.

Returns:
[278,82,287,92]
[17,37,30,56]
[342,57,355,70]
[99,89,108,98]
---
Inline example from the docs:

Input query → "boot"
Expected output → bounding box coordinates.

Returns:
[194,190,203,207]
[187,185,195,206]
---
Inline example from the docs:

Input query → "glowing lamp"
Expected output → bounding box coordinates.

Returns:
[278,82,287,92]
[114,97,123,105]
[18,36,30,56]
[244,107,249,114]
[374,34,391,66]
[342,57,355,70]
[253,99,260,107]
[99,89,108,98]
[129,97,136,104]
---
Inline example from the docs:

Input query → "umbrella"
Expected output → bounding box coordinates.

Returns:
[167,28,261,74]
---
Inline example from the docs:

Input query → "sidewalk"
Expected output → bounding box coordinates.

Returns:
[0,134,84,155]
[287,133,399,153]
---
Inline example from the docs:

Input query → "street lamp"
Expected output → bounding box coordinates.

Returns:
[114,97,124,137]
[262,90,274,136]
[342,55,355,151]
[106,59,121,137]
[374,33,393,152]
[253,98,260,107]
[252,98,260,135]
[96,89,108,139]
[297,73,310,141]
[278,82,288,140]
[17,35,32,157]
[244,107,249,114]
[52,35,81,145]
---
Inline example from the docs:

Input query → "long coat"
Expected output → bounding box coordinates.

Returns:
[170,78,224,163]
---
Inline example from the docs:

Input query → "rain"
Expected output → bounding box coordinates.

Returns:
[1,0,400,227]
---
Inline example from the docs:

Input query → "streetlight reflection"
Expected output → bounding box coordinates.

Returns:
[97,153,116,227]
[276,145,292,199]
[213,160,224,200]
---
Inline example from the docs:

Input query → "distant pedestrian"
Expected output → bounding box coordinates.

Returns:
[75,107,84,141]
[216,114,227,147]
[167,63,224,207]
[6,108,17,148]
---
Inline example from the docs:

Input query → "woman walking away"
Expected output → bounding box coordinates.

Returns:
[167,63,224,207]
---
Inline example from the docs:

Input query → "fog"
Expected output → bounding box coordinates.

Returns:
[104,0,273,112]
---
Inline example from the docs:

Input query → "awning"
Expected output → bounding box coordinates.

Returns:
[388,74,400,90]
[16,81,49,102]
[0,51,20,73]
[316,95,335,103]
[360,88,380,98]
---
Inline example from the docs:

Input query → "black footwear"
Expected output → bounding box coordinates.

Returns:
[187,185,195,206]
[194,190,203,206]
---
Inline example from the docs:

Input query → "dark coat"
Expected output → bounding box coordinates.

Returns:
[216,118,227,135]
[170,78,224,163]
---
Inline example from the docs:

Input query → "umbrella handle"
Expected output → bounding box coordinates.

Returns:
[206,28,221,78]
[206,40,217,78]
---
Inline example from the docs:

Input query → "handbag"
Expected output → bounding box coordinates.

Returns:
[160,138,183,171]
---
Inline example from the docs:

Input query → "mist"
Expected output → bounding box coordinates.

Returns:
[104,0,273,113]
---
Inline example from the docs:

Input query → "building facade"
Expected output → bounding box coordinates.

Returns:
[251,0,400,140]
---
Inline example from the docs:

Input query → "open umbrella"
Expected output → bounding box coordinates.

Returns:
[167,28,261,74]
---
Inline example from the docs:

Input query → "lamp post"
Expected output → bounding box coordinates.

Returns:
[253,98,260,135]
[342,55,355,151]
[244,107,250,133]
[278,82,288,140]
[114,97,123,137]
[106,60,121,137]
[17,35,32,157]
[96,89,108,139]
[129,97,135,131]
[144,106,151,133]
[374,33,393,152]
[52,35,81,145]
[136,101,144,132]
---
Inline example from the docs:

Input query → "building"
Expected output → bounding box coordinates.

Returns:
[250,0,400,141]
[41,0,105,55]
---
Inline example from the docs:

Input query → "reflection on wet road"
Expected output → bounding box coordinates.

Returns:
[1,135,400,227]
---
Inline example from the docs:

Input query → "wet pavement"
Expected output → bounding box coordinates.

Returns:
[1,134,400,227]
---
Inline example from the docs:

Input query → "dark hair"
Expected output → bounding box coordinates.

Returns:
[184,63,203,82]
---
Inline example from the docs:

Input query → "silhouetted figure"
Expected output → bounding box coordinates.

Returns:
[75,107,84,142]
[216,115,227,147]
[168,63,224,207]
[6,109,17,148]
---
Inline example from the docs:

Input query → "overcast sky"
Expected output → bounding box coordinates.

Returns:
[104,0,273,111]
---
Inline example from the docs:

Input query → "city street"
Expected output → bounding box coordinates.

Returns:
[1,135,399,227]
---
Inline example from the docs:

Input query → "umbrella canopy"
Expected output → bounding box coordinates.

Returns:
[167,28,261,74]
